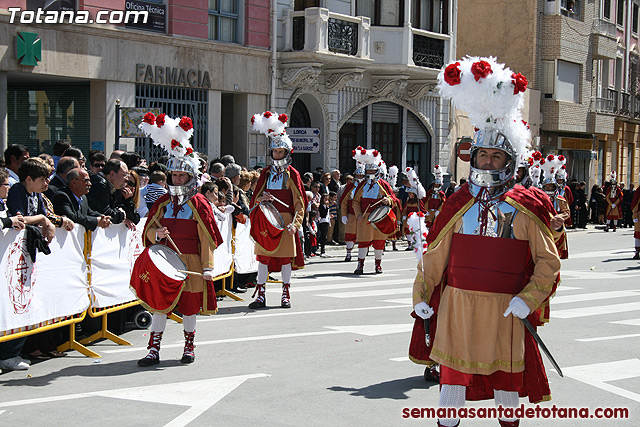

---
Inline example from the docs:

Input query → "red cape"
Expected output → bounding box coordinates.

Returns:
[352,178,400,211]
[250,165,308,209]
[144,192,223,249]
[632,187,640,212]
[339,181,355,208]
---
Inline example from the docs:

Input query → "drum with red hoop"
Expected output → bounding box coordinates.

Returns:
[368,205,397,235]
[249,201,286,251]
[130,244,188,312]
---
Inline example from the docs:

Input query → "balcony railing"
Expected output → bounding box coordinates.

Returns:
[285,8,370,60]
[595,89,640,118]
[592,18,616,37]
[411,28,448,69]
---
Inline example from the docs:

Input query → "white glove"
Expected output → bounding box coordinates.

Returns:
[634,218,638,223]
[434,211,439,217]
[612,204,616,208]
[224,205,235,214]
[203,270,215,281]
[503,296,530,319]
[414,302,434,319]
[341,215,348,225]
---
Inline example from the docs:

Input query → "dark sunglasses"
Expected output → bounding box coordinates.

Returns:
[126,180,135,187]
[93,163,105,168]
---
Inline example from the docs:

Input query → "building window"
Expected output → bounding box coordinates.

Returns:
[294,0,319,10]
[542,60,555,99]
[357,0,404,27]
[412,0,449,33]
[633,3,639,34]
[209,0,238,42]
[618,0,625,26]
[556,60,581,103]
[604,0,611,20]
[560,0,581,20]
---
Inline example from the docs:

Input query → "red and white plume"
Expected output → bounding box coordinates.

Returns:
[406,166,426,198]
[406,211,428,261]
[250,111,288,137]
[138,112,199,171]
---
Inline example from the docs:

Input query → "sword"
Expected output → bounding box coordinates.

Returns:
[521,318,563,378]
[424,318,431,347]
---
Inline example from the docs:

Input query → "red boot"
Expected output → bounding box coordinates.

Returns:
[437,420,460,427]
[375,258,382,274]
[354,258,365,274]
[248,284,266,309]
[137,331,163,366]
[281,284,291,308]
[181,330,196,364]
[498,420,519,427]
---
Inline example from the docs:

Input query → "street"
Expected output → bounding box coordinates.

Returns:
[0,226,639,426]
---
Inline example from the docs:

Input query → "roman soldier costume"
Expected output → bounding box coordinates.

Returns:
[539,154,570,259]
[401,167,426,250]
[555,155,573,227]
[605,171,623,232]
[410,57,561,427]
[423,165,446,228]
[340,161,365,262]
[351,148,400,274]
[133,113,223,366]
[248,111,307,309]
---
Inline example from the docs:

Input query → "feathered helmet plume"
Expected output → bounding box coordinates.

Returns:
[528,150,543,187]
[555,155,568,181]
[540,154,562,189]
[610,170,617,184]
[352,146,383,173]
[388,165,399,189]
[432,164,445,185]
[406,212,429,261]
[251,111,292,151]
[405,166,426,198]
[138,112,199,173]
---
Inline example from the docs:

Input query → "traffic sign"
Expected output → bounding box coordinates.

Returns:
[457,140,472,162]
[287,128,320,154]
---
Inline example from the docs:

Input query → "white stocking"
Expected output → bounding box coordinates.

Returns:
[281,263,292,284]
[257,262,268,284]
[635,238,640,247]
[346,241,354,250]
[438,384,465,426]
[358,247,368,258]
[150,313,167,333]
[183,314,196,333]
[494,389,519,422]
[374,249,383,260]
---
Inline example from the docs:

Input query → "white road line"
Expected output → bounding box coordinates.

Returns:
[382,298,413,305]
[562,359,640,404]
[560,270,640,280]
[576,333,640,342]
[570,249,633,259]
[291,274,403,284]
[611,318,640,326]
[390,356,410,362]
[551,290,640,305]
[555,286,582,291]
[0,374,269,427]
[103,324,414,354]
[266,278,409,293]
[552,302,640,318]
[199,304,411,323]
[316,288,411,298]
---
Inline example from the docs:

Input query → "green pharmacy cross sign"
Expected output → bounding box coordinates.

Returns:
[16,31,41,66]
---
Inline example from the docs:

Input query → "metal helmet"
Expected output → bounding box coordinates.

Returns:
[167,156,198,205]
[468,129,517,188]
[269,133,293,169]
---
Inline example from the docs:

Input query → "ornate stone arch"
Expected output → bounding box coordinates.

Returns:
[337,96,435,139]
[286,87,332,166]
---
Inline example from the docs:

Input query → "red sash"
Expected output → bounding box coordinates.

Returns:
[159,218,199,254]
[268,189,294,214]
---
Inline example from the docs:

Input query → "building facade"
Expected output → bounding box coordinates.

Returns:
[273,0,457,185]
[457,0,640,188]
[1,0,272,166]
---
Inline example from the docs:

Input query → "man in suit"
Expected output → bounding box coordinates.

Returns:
[53,168,111,231]
[44,156,79,200]
[87,159,138,230]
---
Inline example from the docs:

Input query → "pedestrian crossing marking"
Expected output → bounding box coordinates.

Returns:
[576,333,640,342]
[611,318,640,326]
[316,288,411,298]
[552,302,640,318]
[551,290,640,305]
[390,356,410,362]
[266,278,408,293]
[561,359,640,404]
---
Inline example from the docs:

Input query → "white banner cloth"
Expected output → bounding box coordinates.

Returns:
[234,218,258,274]
[211,211,233,277]
[0,227,89,334]
[89,219,146,309]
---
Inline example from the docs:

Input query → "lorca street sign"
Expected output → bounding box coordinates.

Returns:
[287,128,320,154]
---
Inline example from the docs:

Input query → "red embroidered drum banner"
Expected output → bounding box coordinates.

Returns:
[250,203,285,252]
[130,245,187,312]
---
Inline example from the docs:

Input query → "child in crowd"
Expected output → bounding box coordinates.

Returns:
[308,210,318,256]
[144,170,167,210]
[327,191,338,244]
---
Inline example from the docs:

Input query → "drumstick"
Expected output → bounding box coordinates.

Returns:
[177,269,203,277]
[152,217,183,256]
[268,195,290,209]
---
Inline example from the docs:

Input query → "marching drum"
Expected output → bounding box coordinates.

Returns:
[130,244,188,312]
[249,201,286,251]
[368,205,397,235]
